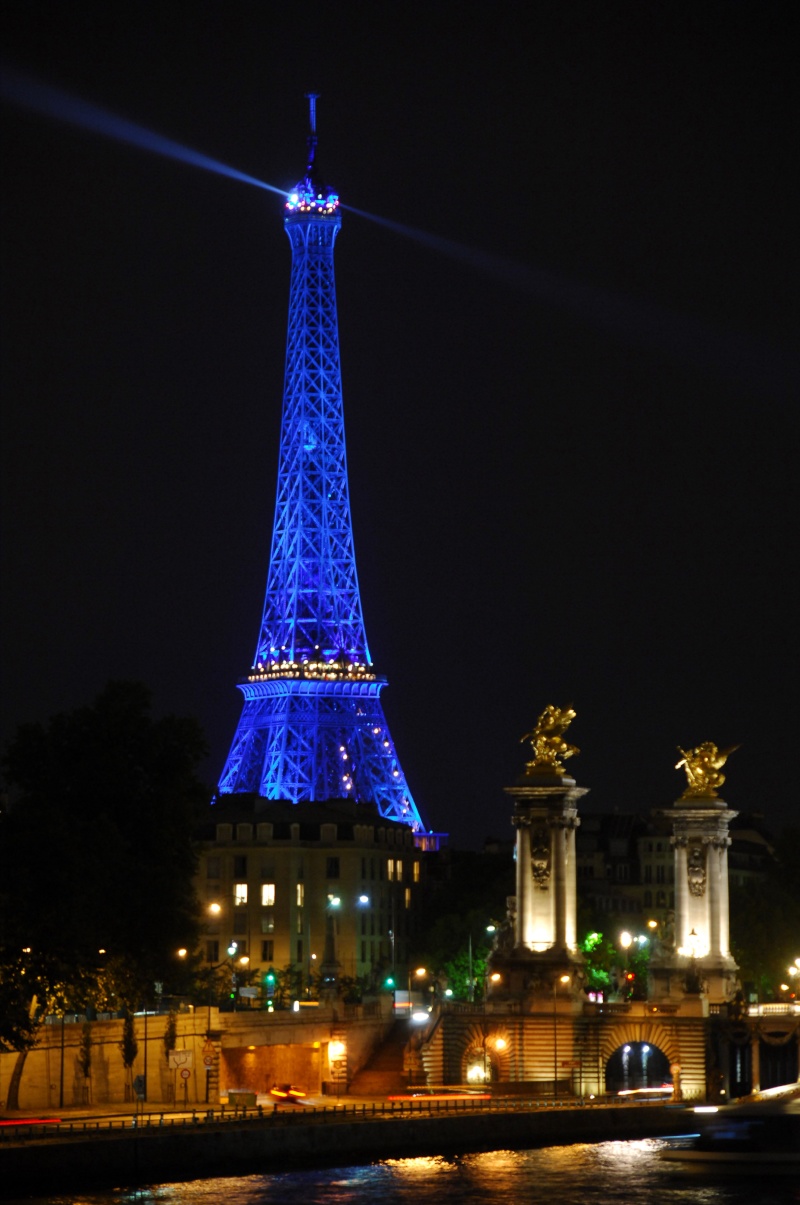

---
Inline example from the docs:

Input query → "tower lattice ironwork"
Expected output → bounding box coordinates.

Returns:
[218,98,425,832]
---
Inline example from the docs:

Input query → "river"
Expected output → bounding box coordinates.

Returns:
[9,1139,799,1205]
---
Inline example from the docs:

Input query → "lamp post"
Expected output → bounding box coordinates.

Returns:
[553,974,570,1098]
[408,965,427,1014]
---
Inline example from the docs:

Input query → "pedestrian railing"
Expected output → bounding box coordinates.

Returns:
[0,1093,676,1142]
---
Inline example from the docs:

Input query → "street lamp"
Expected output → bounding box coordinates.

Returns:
[553,973,570,1098]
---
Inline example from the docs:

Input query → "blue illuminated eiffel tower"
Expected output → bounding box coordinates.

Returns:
[218,98,425,833]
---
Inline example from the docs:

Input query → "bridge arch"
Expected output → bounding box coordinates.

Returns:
[460,1022,513,1083]
[597,1020,680,1069]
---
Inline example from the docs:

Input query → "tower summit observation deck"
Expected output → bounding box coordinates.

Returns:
[218,97,428,836]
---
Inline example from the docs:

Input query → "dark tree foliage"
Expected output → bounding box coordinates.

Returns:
[119,1009,138,1079]
[411,850,515,996]
[0,682,208,1043]
[730,826,800,998]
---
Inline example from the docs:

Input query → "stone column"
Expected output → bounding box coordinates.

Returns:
[657,794,738,1005]
[501,775,586,961]
[514,816,532,949]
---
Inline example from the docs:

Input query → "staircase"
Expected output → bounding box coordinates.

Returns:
[348,1021,408,1096]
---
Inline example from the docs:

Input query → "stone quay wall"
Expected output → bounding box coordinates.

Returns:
[0,1104,696,1198]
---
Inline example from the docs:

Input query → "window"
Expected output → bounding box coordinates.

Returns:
[233,913,247,935]
[235,939,248,956]
[326,857,340,879]
[233,855,247,878]
[296,910,303,934]
[262,940,273,962]
[206,940,219,963]
[396,859,404,882]
[643,891,652,907]
[261,912,274,933]
[261,883,276,907]
[413,861,420,883]
[404,887,411,909]
[644,866,652,883]
[234,883,248,906]
[296,939,303,962]
[206,856,221,879]
[387,858,395,882]
[656,865,665,884]
[296,883,304,907]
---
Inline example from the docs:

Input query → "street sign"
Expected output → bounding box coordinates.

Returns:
[203,1055,213,1067]
[180,1068,191,1080]
[168,1049,194,1070]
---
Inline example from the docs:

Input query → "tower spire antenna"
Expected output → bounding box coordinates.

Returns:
[305,91,319,175]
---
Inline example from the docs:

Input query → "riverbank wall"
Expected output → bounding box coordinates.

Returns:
[0,1104,696,1197]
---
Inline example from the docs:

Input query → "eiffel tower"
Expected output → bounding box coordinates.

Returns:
[218,97,426,834]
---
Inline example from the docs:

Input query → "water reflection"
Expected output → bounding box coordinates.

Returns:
[19,1141,800,1205]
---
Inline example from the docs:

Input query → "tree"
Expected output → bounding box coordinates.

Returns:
[410,848,513,996]
[730,827,800,998]
[119,1010,138,1093]
[78,1022,93,1103]
[162,1010,178,1063]
[0,682,208,1049]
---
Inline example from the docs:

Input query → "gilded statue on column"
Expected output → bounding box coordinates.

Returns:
[521,704,579,775]
[675,741,739,799]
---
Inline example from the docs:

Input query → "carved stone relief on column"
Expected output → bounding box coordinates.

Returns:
[530,829,551,888]
[687,845,707,897]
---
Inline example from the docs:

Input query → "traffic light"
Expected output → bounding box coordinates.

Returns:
[384,976,395,989]
[264,970,276,1007]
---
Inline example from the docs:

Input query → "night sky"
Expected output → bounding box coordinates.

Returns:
[1,4,797,850]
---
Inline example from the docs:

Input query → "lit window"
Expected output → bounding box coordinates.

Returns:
[296,883,304,907]
[297,910,304,934]
[262,883,276,906]
[387,858,395,882]
[234,883,248,906]
[261,912,274,933]
[405,887,411,909]
[413,861,420,883]
[396,859,404,881]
